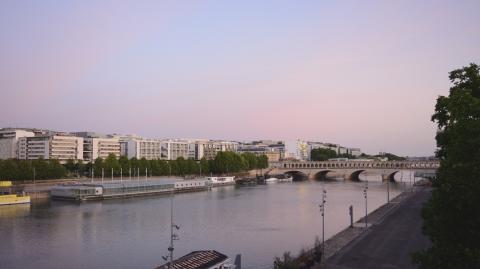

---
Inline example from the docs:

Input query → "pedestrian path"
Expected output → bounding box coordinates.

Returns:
[321,187,431,269]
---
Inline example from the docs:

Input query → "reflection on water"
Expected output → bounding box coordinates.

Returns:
[0,203,30,218]
[0,173,414,269]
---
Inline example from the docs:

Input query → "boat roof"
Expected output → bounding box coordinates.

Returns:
[155,250,228,269]
[52,179,207,190]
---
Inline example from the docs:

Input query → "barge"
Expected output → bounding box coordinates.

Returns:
[206,176,236,187]
[51,179,210,201]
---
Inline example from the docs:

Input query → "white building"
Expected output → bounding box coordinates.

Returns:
[0,129,35,159]
[298,139,362,160]
[163,139,189,160]
[18,135,83,162]
[122,138,163,160]
[348,148,362,157]
[83,137,121,162]
[202,141,238,160]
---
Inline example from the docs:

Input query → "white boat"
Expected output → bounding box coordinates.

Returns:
[265,177,278,183]
[278,176,293,183]
[205,176,236,187]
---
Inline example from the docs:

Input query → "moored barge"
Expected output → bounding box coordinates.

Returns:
[51,179,210,201]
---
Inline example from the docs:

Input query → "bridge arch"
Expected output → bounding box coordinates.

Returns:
[345,170,366,181]
[284,171,308,181]
[382,171,399,182]
[313,170,334,181]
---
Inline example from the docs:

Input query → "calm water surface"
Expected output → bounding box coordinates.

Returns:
[0,173,414,269]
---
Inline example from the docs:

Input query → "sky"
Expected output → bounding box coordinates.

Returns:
[1,0,479,156]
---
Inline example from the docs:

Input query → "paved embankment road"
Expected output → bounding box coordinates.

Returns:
[324,187,431,269]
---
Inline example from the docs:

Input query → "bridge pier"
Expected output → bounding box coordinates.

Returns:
[382,171,398,182]
[344,170,365,182]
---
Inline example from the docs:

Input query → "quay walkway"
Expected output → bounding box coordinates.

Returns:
[317,187,431,269]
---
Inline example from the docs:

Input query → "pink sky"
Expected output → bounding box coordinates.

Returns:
[1,1,479,156]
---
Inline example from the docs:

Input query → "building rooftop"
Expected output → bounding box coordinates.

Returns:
[155,250,229,269]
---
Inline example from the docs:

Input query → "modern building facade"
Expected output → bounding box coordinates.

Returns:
[83,137,121,162]
[18,135,83,162]
[297,140,362,161]
[237,140,285,161]
[202,141,238,160]
[0,129,35,159]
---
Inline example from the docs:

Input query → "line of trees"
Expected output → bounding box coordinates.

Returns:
[0,152,269,181]
[0,158,67,181]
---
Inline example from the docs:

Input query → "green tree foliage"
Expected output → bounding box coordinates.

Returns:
[104,154,121,176]
[118,155,130,175]
[412,63,480,268]
[199,157,210,175]
[0,151,269,180]
[310,148,338,161]
[0,158,67,181]
[257,154,269,169]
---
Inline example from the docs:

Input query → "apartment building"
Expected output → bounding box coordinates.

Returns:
[164,140,189,160]
[0,129,35,159]
[18,135,83,162]
[237,140,285,161]
[122,138,163,160]
[297,140,362,160]
[83,137,121,162]
[203,141,238,160]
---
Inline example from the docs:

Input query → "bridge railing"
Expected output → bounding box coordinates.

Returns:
[270,161,440,170]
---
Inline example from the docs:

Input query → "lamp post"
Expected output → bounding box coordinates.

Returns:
[163,190,180,269]
[385,170,390,203]
[363,181,368,228]
[319,188,327,258]
[33,167,36,200]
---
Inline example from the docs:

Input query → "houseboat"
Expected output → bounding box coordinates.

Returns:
[205,176,236,187]
[51,179,210,201]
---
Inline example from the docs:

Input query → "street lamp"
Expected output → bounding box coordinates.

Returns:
[385,170,390,203]
[363,181,368,228]
[163,190,180,269]
[319,188,327,258]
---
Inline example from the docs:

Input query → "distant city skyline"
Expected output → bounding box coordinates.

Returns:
[1,1,479,156]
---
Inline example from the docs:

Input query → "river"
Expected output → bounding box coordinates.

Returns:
[0,173,414,269]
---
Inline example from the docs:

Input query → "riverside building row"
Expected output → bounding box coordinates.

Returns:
[296,139,362,161]
[0,128,287,163]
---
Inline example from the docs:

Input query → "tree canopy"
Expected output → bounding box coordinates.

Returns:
[0,152,270,181]
[310,148,338,161]
[413,63,480,268]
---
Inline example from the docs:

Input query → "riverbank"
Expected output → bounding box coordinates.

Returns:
[287,186,421,268]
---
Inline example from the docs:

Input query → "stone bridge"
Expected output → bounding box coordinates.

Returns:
[268,160,439,181]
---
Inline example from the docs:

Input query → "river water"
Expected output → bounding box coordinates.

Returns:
[0,173,414,269]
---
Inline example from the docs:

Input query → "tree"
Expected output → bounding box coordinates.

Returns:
[412,63,480,268]
[65,159,76,174]
[257,155,269,169]
[104,154,121,176]
[310,148,337,161]
[48,159,67,179]
[93,157,104,177]
[199,157,210,175]
[242,153,258,170]
[118,156,130,175]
